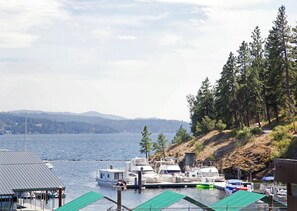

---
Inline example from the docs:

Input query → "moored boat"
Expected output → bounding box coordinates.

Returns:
[185,166,225,182]
[196,183,214,189]
[96,168,127,186]
[225,179,254,195]
[126,157,159,183]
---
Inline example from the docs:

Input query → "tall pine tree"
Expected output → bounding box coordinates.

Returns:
[215,52,239,128]
[187,77,215,135]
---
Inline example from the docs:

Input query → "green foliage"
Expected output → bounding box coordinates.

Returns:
[271,125,293,141]
[271,125,294,157]
[172,126,192,144]
[215,120,227,132]
[229,127,256,141]
[235,127,253,141]
[139,126,152,159]
[187,5,297,131]
[187,77,215,134]
[153,133,168,158]
[194,142,204,154]
[250,127,263,135]
[195,116,215,135]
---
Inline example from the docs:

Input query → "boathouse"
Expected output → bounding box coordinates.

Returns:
[0,151,65,210]
[275,158,297,211]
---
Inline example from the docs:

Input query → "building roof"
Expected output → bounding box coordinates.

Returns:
[133,190,211,211]
[55,191,104,211]
[210,190,265,211]
[0,151,65,196]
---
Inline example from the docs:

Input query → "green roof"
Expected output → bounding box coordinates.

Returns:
[210,190,265,211]
[55,191,104,211]
[133,190,211,211]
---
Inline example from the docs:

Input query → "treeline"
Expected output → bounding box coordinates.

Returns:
[0,112,188,134]
[188,6,297,135]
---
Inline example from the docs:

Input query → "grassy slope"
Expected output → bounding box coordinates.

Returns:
[164,130,274,179]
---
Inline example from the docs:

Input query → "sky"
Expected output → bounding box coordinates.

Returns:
[0,0,296,121]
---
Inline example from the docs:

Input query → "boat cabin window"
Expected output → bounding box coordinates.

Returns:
[100,173,104,179]
[114,172,123,180]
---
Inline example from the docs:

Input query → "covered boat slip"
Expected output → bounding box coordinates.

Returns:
[133,190,210,211]
[0,151,65,210]
[57,190,287,211]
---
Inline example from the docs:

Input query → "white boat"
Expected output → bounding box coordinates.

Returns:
[96,168,127,186]
[154,158,185,182]
[225,179,254,195]
[185,166,225,182]
[126,157,159,183]
[43,160,54,170]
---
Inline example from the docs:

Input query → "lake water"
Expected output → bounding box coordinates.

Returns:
[0,133,226,210]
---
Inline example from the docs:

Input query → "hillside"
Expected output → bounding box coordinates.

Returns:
[164,130,276,179]
[0,111,189,134]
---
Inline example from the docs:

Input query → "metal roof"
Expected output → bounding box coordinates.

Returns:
[0,151,42,164]
[133,190,211,211]
[55,191,104,211]
[0,151,65,196]
[210,190,265,211]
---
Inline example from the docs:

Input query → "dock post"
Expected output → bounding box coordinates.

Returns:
[138,171,142,193]
[58,187,62,207]
[117,188,122,211]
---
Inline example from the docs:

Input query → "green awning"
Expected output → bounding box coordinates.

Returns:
[55,191,104,211]
[133,190,211,211]
[210,190,265,211]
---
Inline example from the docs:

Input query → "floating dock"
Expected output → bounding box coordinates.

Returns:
[126,181,226,189]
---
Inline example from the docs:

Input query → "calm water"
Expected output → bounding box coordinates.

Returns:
[0,133,226,210]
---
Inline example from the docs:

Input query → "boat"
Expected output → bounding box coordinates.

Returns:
[126,157,159,183]
[225,179,254,195]
[196,183,214,189]
[185,166,225,182]
[154,158,185,182]
[96,168,127,186]
[43,160,54,170]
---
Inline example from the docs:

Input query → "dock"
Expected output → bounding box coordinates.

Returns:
[126,181,226,189]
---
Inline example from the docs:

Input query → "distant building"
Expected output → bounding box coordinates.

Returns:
[274,158,297,211]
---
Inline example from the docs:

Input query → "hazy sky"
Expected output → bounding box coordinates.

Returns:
[0,0,296,121]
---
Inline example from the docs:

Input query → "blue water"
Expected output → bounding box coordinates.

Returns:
[0,134,226,210]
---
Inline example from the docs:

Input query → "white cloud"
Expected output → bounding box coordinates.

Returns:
[117,35,138,40]
[0,0,68,48]
[158,34,182,46]
[154,0,272,8]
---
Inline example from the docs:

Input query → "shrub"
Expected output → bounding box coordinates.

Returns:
[195,142,204,154]
[250,127,263,135]
[271,125,294,158]
[215,119,227,132]
[235,127,253,141]
[195,116,215,135]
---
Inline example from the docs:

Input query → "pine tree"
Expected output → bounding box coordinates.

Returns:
[249,26,265,127]
[237,41,251,126]
[215,52,239,128]
[265,5,296,121]
[153,133,168,159]
[139,126,152,159]
[187,77,215,135]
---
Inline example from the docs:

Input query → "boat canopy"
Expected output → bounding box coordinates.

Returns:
[132,190,210,211]
[211,190,265,211]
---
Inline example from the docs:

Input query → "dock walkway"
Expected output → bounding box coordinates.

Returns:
[126,181,226,189]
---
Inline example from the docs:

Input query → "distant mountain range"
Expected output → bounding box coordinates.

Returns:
[0,110,189,134]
